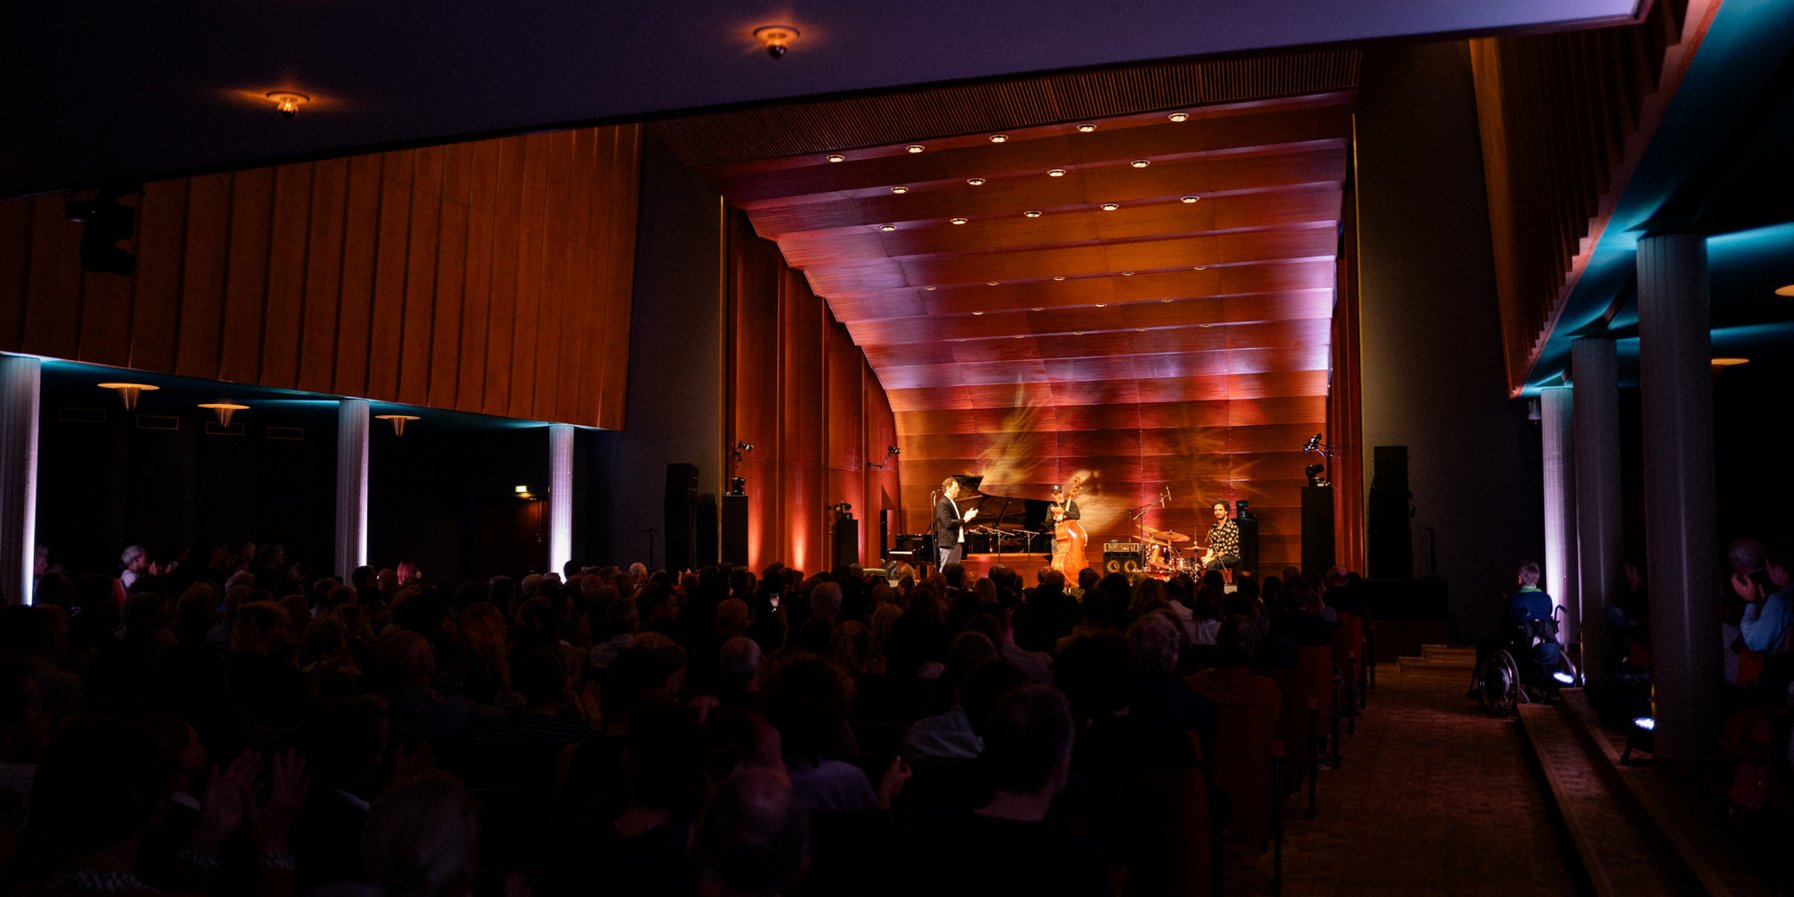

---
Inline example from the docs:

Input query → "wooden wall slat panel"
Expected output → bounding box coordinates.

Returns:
[298,158,348,394]
[219,167,274,384]
[429,143,472,410]
[262,163,313,389]
[366,151,414,401]
[397,146,444,407]
[333,154,384,398]
[1,126,641,428]
[175,174,233,379]
[129,181,187,374]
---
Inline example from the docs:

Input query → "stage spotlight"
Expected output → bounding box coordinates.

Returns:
[887,445,900,456]
[1305,463,1328,486]
[728,476,746,495]
[736,441,754,452]
[1304,433,1322,452]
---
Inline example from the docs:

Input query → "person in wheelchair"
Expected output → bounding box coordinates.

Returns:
[1470,561,1567,705]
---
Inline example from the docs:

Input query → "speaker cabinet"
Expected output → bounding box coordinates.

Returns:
[878,510,891,561]
[1368,445,1412,579]
[1235,514,1259,579]
[694,493,718,568]
[721,493,748,567]
[1301,485,1335,578]
[832,516,860,569]
[664,464,698,572]
[1102,542,1144,575]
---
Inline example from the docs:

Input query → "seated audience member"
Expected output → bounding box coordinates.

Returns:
[476,646,598,746]
[317,771,481,897]
[762,654,908,812]
[291,696,390,892]
[913,684,1106,897]
[584,697,704,897]
[1127,613,1218,764]
[589,596,640,676]
[902,632,1000,761]
[974,606,1052,685]
[690,766,810,897]
[1723,537,1768,684]
[378,630,477,742]
[1018,568,1079,653]
[714,636,765,712]
[434,602,511,706]
[1737,542,1794,694]
[1056,631,1199,774]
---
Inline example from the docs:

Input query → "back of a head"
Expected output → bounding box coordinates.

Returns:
[943,562,967,590]
[719,635,763,686]
[301,695,390,788]
[981,684,1075,795]
[1215,616,1261,667]
[1054,630,1137,721]
[24,717,178,870]
[512,646,569,707]
[625,696,704,813]
[960,660,1028,738]
[1731,537,1767,574]
[361,770,478,897]
[945,630,998,687]
[377,628,432,685]
[761,654,851,762]
[809,582,842,620]
[1516,560,1541,587]
[692,766,810,897]
[1127,612,1181,674]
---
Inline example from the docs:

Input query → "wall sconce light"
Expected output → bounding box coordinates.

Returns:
[375,413,420,436]
[265,91,310,119]
[98,382,158,411]
[753,25,799,58]
[197,403,249,426]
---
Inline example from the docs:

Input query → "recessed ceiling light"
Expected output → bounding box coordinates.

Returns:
[1121,271,1134,277]
[1181,195,1200,203]
[1160,298,1173,303]
[1130,160,1150,169]
[266,91,310,119]
[1073,331,1085,336]
[972,310,984,315]
[951,217,968,225]
[1076,123,1097,133]
[890,185,909,194]
[1031,307,1044,312]
[753,24,800,58]
[987,281,999,286]
[967,177,986,186]
[1094,303,1107,308]
[1024,210,1042,218]
[1168,112,1190,122]
[1712,357,1750,366]
[1135,328,1147,332]
[1052,275,1066,281]
[1776,284,1794,297]
[906,144,925,154]
[924,286,937,291]
[880,224,896,232]
[826,153,846,163]
[1012,335,1024,339]
[1194,265,1208,270]
[1100,202,1120,211]
[989,134,1009,143]
[1048,168,1067,177]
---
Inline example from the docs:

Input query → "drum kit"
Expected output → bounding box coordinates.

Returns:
[1142,526,1201,576]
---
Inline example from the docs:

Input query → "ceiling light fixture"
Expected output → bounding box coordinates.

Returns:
[905,144,925,154]
[1100,202,1120,211]
[972,311,984,316]
[966,177,986,186]
[375,413,420,436]
[1181,195,1201,203]
[1168,112,1190,122]
[924,286,937,291]
[1052,275,1066,281]
[1094,303,1107,308]
[1031,307,1043,311]
[1160,298,1173,303]
[1075,123,1097,133]
[890,185,908,194]
[951,217,968,225]
[198,402,249,427]
[1711,357,1750,366]
[989,134,1009,143]
[880,224,896,232]
[1048,168,1066,177]
[1024,210,1042,218]
[1121,271,1134,276]
[753,24,800,58]
[265,91,309,119]
[98,382,158,411]
[1194,265,1208,270]
[987,281,999,286]
[1776,284,1794,297]
[1130,160,1150,169]
[826,153,846,163]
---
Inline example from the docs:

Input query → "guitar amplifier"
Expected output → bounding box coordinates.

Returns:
[1102,542,1144,575]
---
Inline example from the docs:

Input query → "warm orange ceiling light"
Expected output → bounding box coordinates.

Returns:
[1130,159,1150,168]
[375,413,421,436]
[1048,168,1066,177]
[905,144,925,154]
[1168,112,1190,122]
[880,224,895,232]
[97,382,158,411]
[890,185,908,194]
[989,134,1008,143]
[265,91,309,119]
[1181,195,1201,203]
[1099,202,1120,211]
[1775,284,1794,297]
[826,153,845,163]
[1075,123,1097,133]
[950,217,968,225]
[198,402,249,426]
[966,177,986,186]
[753,25,800,58]
[1711,357,1750,367]
[1024,210,1042,218]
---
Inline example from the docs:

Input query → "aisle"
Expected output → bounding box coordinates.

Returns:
[1224,667,1582,897]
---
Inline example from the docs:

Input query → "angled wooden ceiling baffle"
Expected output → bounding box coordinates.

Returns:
[659,51,1358,570]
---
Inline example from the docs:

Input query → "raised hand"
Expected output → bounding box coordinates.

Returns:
[252,749,311,853]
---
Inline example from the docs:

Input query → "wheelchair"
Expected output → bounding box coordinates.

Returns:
[1472,607,1578,715]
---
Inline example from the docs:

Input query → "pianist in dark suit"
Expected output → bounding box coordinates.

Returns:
[933,477,978,569]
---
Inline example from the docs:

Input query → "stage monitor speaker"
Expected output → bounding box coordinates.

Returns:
[1235,514,1259,579]
[1102,542,1144,575]
[1301,485,1335,577]
[664,463,698,572]
[721,493,748,566]
[832,517,860,569]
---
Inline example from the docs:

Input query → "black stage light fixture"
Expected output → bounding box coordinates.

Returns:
[1305,463,1326,486]
[728,476,747,495]
[1303,433,1322,453]
[67,191,138,275]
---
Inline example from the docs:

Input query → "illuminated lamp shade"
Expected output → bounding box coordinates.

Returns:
[1775,284,1794,297]
[950,217,968,225]
[1024,210,1042,218]
[1181,195,1201,203]
[265,91,309,119]
[376,413,421,436]
[988,134,1008,143]
[826,153,846,163]
[880,224,896,232]
[1711,357,1750,367]
[1168,111,1190,122]
[966,177,986,186]
[1048,168,1066,177]
[97,381,158,411]
[906,144,925,154]
[890,185,909,194]
[1075,123,1097,132]
[1130,159,1150,169]
[1100,202,1120,211]
[197,403,249,426]
[753,24,799,58]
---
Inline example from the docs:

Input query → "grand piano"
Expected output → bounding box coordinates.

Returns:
[889,474,1054,565]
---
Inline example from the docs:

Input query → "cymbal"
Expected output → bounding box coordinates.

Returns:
[1144,528,1191,543]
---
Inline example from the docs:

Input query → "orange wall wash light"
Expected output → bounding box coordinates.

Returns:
[97,382,157,411]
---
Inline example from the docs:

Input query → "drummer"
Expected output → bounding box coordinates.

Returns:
[1201,501,1240,573]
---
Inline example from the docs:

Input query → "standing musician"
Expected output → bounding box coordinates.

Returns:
[1200,500,1240,572]
[1048,478,1089,575]
[934,477,979,569]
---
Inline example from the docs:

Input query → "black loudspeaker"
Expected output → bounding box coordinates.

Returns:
[1235,514,1258,579]
[878,510,891,560]
[694,493,718,568]
[721,493,748,567]
[1102,543,1144,575]
[1367,445,1412,580]
[664,464,698,572]
[1301,485,1335,578]
[832,516,860,568]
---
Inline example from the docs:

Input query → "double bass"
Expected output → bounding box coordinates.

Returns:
[1049,478,1089,576]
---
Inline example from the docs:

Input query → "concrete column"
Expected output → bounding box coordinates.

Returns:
[0,356,41,605]
[549,424,574,577]
[1572,339,1622,687]
[336,399,370,580]
[1638,234,1719,763]
[1539,387,1578,654]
